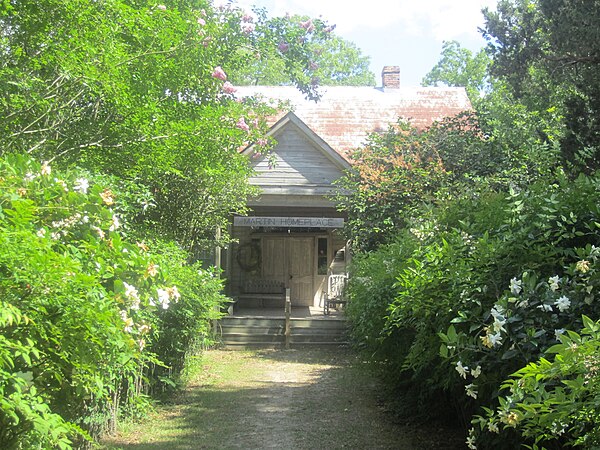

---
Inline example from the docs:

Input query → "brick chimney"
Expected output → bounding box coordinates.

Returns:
[382,66,400,89]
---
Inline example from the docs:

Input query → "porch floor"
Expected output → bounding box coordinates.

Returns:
[231,306,345,320]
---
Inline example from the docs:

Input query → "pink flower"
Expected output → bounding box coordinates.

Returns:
[222,81,237,94]
[299,19,314,33]
[241,22,255,34]
[212,66,227,81]
[277,41,289,53]
[309,61,319,71]
[202,36,213,47]
[236,117,250,132]
[257,138,268,146]
[197,17,206,26]
[324,25,336,33]
[242,14,254,23]
[157,4,167,10]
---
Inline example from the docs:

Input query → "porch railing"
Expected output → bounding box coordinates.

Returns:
[284,288,291,349]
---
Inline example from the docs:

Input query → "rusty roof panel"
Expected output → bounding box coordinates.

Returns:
[235,86,472,161]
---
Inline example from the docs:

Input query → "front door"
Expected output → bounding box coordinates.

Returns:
[262,237,314,306]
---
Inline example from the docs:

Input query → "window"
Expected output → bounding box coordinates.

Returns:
[317,238,328,275]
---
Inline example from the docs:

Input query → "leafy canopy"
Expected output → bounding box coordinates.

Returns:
[0,0,337,254]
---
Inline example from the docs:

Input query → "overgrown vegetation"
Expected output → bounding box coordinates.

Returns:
[342,1,600,449]
[0,0,376,448]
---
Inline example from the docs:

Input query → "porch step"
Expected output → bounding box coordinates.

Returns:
[218,315,348,348]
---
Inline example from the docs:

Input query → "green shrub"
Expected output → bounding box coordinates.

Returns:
[0,154,227,448]
[473,315,600,450]
[347,172,600,444]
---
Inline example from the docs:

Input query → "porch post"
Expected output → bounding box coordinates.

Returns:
[285,288,291,349]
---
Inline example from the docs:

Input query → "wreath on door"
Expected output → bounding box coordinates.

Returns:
[236,242,261,272]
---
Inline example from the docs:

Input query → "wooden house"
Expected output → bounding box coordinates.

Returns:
[223,67,471,311]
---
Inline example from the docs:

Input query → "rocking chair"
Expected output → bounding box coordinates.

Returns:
[322,274,348,315]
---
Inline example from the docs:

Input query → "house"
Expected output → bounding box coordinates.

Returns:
[223,66,471,311]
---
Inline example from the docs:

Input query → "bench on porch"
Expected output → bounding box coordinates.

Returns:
[237,279,286,309]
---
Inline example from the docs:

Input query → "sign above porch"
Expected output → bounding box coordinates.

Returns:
[234,216,344,228]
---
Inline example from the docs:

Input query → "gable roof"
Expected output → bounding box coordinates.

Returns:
[235,85,472,161]
[242,111,352,171]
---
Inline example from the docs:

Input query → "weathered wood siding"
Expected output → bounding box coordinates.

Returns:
[250,124,344,191]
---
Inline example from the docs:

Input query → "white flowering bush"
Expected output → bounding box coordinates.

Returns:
[436,176,600,448]
[473,315,600,449]
[442,247,600,448]
[347,171,600,446]
[0,155,226,448]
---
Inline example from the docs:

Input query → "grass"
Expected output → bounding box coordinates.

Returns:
[101,348,463,449]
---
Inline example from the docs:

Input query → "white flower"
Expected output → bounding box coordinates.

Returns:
[548,275,560,291]
[471,365,482,379]
[456,361,469,379]
[492,318,506,334]
[465,383,478,399]
[491,305,505,321]
[123,282,140,309]
[157,288,170,309]
[488,332,503,347]
[73,177,89,194]
[109,215,120,231]
[466,428,477,450]
[167,286,181,301]
[487,422,499,433]
[36,228,46,238]
[120,310,134,333]
[24,172,36,182]
[40,161,51,176]
[551,421,567,436]
[92,225,105,239]
[555,328,566,340]
[123,282,139,300]
[576,260,590,273]
[555,295,571,312]
[510,277,522,295]
[537,303,553,312]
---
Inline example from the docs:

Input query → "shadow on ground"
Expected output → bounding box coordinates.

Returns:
[102,348,464,450]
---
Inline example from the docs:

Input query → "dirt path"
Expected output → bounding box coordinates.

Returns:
[103,348,463,449]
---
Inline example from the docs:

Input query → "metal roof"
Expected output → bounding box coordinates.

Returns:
[235,85,472,161]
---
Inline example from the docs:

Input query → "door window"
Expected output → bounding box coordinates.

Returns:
[317,237,328,275]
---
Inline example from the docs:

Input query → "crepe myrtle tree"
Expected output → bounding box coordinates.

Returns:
[0,0,336,253]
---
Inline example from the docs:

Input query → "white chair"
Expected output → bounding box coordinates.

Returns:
[322,274,348,315]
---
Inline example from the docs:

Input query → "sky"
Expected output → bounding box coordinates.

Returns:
[227,0,498,87]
